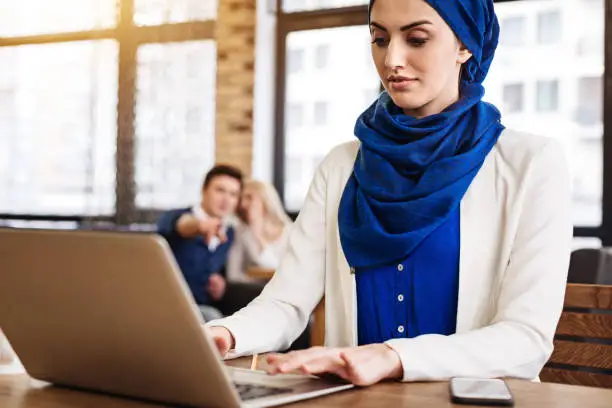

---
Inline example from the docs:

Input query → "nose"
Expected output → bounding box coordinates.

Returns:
[384,37,407,72]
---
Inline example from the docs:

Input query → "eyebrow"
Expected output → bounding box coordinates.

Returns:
[370,20,433,32]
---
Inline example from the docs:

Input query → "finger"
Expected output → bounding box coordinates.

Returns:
[271,347,336,374]
[298,354,346,375]
[214,337,229,355]
[265,353,284,364]
[265,353,291,374]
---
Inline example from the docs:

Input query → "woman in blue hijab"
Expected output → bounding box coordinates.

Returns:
[209,0,571,386]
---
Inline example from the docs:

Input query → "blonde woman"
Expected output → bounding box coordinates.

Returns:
[226,180,293,283]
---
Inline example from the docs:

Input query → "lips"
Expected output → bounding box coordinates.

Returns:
[387,75,417,91]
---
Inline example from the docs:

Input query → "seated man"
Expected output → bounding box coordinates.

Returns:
[157,164,243,321]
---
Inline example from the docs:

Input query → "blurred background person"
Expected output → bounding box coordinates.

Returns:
[157,165,243,322]
[227,180,293,283]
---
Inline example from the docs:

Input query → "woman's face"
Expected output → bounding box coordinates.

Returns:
[239,187,265,221]
[370,0,472,117]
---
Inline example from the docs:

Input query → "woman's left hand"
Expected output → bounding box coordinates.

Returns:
[264,344,403,386]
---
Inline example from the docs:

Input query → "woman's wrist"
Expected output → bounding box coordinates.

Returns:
[382,343,403,380]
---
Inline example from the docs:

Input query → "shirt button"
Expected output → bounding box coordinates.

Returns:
[398,325,405,334]
[397,264,404,272]
[397,294,404,302]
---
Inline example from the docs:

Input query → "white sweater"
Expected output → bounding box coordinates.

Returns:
[226,224,291,283]
[211,129,572,382]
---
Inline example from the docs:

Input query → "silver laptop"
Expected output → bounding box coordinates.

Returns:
[0,228,353,408]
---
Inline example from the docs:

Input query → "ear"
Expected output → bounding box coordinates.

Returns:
[457,43,472,64]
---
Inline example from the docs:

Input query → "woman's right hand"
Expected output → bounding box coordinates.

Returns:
[208,326,235,357]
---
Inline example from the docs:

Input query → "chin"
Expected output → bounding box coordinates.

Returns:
[385,90,425,112]
[388,94,428,114]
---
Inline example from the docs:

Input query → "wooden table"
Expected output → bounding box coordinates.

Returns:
[1,357,612,408]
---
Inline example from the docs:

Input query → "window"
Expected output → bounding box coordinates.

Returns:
[537,10,562,45]
[575,77,602,126]
[284,156,305,211]
[577,0,605,57]
[0,41,118,215]
[287,103,304,129]
[314,101,329,126]
[536,80,559,112]
[500,16,526,46]
[487,0,604,227]
[287,48,305,74]
[315,45,330,70]
[572,237,602,251]
[283,26,380,211]
[135,41,216,209]
[502,83,524,113]
[0,0,219,223]
[283,0,368,13]
[0,0,116,37]
[364,88,380,107]
[134,0,217,25]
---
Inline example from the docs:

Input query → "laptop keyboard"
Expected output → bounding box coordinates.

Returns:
[234,383,293,401]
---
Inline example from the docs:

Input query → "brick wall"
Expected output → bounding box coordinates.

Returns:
[214,0,257,177]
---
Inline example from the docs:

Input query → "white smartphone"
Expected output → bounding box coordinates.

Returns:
[450,377,514,406]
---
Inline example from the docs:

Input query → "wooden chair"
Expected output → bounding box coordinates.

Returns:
[311,298,326,347]
[540,283,612,388]
[568,248,612,284]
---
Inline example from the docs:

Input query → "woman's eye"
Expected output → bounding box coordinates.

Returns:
[408,37,427,47]
[371,37,389,47]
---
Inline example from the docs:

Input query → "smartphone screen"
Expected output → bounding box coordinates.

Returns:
[450,377,513,404]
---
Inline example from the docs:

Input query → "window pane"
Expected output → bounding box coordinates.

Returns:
[575,77,602,126]
[135,41,216,209]
[536,80,559,112]
[500,16,526,47]
[283,0,368,13]
[284,26,379,211]
[485,0,603,226]
[572,237,601,251]
[314,101,328,126]
[287,49,305,74]
[134,0,216,25]
[0,0,116,37]
[315,45,330,70]
[537,10,562,45]
[502,83,524,113]
[287,103,304,129]
[0,41,118,215]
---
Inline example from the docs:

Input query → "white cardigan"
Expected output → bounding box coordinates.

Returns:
[211,129,572,382]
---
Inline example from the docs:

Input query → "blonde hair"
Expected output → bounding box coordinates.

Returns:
[242,180,293,227]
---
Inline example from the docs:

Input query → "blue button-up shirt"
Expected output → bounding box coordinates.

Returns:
[356,207,460,345]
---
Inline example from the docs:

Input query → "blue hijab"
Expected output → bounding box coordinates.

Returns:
[338,0,504,269]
